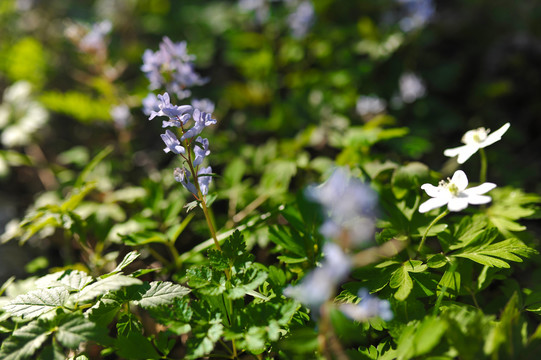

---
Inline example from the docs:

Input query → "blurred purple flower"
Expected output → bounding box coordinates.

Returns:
[191,98,215,114]
[287,1,315,39]
[397,0,435,32]
[141,37,207,99]
[283,243,351,309]
[307,168,378,247]
[340,289,393,321]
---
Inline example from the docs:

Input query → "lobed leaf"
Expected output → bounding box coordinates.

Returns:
[0,319,51,360]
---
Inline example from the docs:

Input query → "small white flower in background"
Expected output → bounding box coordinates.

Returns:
[443,123,511,164]
[356,95,386,117]
[283,243,351,309]
[399,72,426,103]
[340,289,393,322]
[0,81,49,148]
[419,170,496,213]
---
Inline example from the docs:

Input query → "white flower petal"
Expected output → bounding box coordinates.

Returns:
[447,197,469,212]
[419,197,449,213]
[463,182,496,196]
[421,183,443,198]
[481,123,510,148]
[443,145,468,157]
[456,145,480,164]
[451,170,468,191]
[466,194,492,205]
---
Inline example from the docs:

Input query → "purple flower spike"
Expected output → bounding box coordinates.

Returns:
[193,137,210,166]
[161,130,185,155]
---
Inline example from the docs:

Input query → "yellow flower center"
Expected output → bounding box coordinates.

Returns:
[472,127,489,143]
[439,178,460,197]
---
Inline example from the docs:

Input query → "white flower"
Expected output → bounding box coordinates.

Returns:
[419,170,496,213]
[443,123,510,164]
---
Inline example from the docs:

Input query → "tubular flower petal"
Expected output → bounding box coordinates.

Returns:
[419,170,496,213]
[444,123,510,164]
[161,130,185,155]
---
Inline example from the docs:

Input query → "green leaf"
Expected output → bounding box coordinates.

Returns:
[484,292,522,357]
[116,313,143,337]
[36,270,93,292]
[228,267,268,299]
[186,317,224,360]
[453,238,537,268]
[77,274,142,302]
[395,316,447,358]
[107,251,140,276]
[3,287,69,319]
[187,267,227,296]
[0,319,51,360]
[55,313,107,349]
[86,297,122,327]
[134,281,191,309]
[115,332,161,360]
[390,266,413,301]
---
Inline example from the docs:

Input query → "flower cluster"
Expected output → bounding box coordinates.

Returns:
[419,170,496,213]
[306,168,378,248]
[141,37,207,100]
[150,92,217,198]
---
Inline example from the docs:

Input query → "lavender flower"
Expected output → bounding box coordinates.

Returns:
[174,167,197,195]
[340,289,393,321]
[149,92,192,123]
[197,166,213,196]
[110,104,132,129]
[283,243,351,309]
[181,109,217,141]
[307,168,378,247]
[397,0,435,32]
[174,166,213,196]
[79,20,112,55]
[161,130,185,155]
[287,0,315,39]
[141,37,207,100]
[191,98,215,114]
[193,137,210,166]
[142,93,160,116]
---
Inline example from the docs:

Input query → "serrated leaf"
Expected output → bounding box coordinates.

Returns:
[4,287,69,319]
[135,281,191,309]
[77,274,142,302]
[55,313,105,349]
[0,319,51,360]
[36,270,93,292]
[403,260,427,273]
[453,238,537,268]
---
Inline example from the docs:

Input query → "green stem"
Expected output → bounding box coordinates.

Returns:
[479,147,487,184]
[417,209,449,254]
